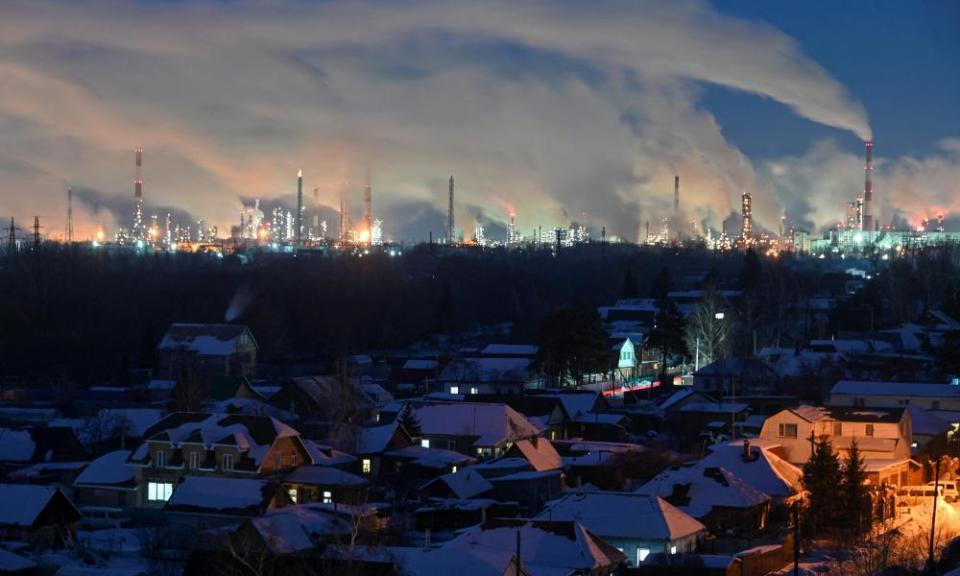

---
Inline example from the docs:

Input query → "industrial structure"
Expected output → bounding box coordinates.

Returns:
[66,188,73,244]
[447,176,455,244]
[295,169,303,246]
[133,148,144,242]
[863,140,874,233]
[740,192,752,241]
[364,169,373,245]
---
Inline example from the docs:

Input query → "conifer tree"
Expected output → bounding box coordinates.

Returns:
[842,440,872,537]
[801,436,843,536]
[398,405,422,438]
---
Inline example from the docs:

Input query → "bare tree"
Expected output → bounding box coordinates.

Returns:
[684,288,734,368]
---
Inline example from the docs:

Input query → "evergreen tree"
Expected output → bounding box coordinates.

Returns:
[536,302,612,386]
[801,436,844,536]
[398,405,422,438]
[842,440,871,537]
[645,300,687,385]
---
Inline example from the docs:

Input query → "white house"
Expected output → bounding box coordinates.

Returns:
[829,380,960,415]
[759,406,912,466]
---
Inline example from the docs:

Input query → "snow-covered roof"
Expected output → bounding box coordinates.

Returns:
[904,405,950,437]
[284,466,367,486]
[480,344,538,357]
[437,357,532,383]
[534,391,601,420]
[0,429,35,462]
[385,445,474,469]
[422,469,493,499]
[411,402,542,447]
[354,422,403,455]
[157,323,254,356]
[166,476,276,515]
[96,408,165,437]
[831,380,960,399]
[0,484,79,527]
[403,359,438,371]
[131,412,299,469]
[74,450,135,487]
[699,440,802,498]
[637,466,771,518]
[512,438,562,472]
[679,402,749,414]
[249,504,352,555]
[537,491,706,542]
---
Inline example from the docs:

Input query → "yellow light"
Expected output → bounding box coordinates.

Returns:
[358,229,371,243]
[96,229,105,242]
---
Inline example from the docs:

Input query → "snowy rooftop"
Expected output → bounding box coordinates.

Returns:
[831,380,960,398]
[700,440,802,498]
[0,484,78,527]
[284,466,367,486]
[512,438,562,472]
[403,359,438,371]
[537,491,706,542]
[74,450,135,487]
[411,402,542,447]
[480,344,538,357]
[422,469,494,499]
[0,429,35,462]
[157,323,254,356]
[437,357,532,383]
[166,476,276,515]
[637,466,771,518]
[250,505,351,555]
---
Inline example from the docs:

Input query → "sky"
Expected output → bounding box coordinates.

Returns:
[1,0,959,243]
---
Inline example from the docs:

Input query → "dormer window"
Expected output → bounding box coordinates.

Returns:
[155,450,166,468]
[223,453,234,471]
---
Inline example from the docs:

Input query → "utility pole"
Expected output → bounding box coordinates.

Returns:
[929,456,942,571]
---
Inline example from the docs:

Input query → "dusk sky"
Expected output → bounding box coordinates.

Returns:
[2,0,959,242]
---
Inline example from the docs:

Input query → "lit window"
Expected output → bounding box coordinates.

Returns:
[777,423,798,439]
[155,450,166,468]
[450,386,460,395]
[147,482,173,502]
[470,387,478,395]
[670,545,678,555]
[638,549,650,563]
[322,491,332,504]
[189,452,199,469]
[451,465,458,474]
[420,439,431,449]
[362,458,371,474]
[288,488,298,503]
[223,453,234,471]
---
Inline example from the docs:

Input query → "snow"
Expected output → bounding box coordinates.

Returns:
[480,344,538,357]
[354,422,400,454]
[166,476,271,513]
[158,323,249,356]
[0,484,69,527]
[251,505,352,554]
[512,438,562,471]
[385,445,473,469]
[284,466,367,486]
[9,461,87,480]
[0,549,35,572]
[76,529,141,555]
[536,491,706,542]
[74,451,135,486]
[637,466,771,518]
[537,392,600,420]
[0,429,35,462]
[403,359,438,370]
[423,469,493,499]
[678,402,749,413]
[437,357,532,383]
[411,403,541,447]
[905,404,951,437]
[96,409,165,437]
[700,440,802,499]
[831,380,960,399]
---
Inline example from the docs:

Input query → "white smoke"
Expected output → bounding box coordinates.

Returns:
[225,285,254,323]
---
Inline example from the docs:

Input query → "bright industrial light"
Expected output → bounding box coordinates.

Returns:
[714,312,725,320]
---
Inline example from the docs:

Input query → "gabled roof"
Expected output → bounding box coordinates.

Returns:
[0,484,81,527]
[421,469,494,499]
[157,323,255,355]
[74,450,135,487]
[130,412,300,469]
[536,491,706,542]
[248,504,352,555]
[166,476,280,515]
[511,438,562,472]
[411,402,542,447]
[284,466,367,487]
[437,357,532,383]
[637,466,771,518]
[699,440,802,498]
[480,344,538,357]
[353,422,408,455]
[788,405,906,424]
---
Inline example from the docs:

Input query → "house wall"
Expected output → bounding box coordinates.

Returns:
[74,486,138,508]
[831,393,960,412]
[760,410,912,465]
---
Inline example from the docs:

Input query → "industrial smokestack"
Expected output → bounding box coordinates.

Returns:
[863,141,873,233]
[447,176,455,244]
[133,148,144,240]
[339,181,347,243]
[741,192,752,240]
[364,169,373,245]
[674,175,680,217]
[296,169,303,246]
[66,187,73,244]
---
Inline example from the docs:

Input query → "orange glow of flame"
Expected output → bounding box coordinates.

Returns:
[358,229,371,243]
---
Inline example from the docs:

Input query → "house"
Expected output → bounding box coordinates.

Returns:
[72,450,138,508]
[463,394,568,440]
[408,402,542,459]
[282,466,368,505]
[829,381,960,415]
[231,503,355,558]
[435,357,535,395]
[0,484,82,546]
[127,412,312,507]
[349,422,413,479]
[420,469,493,500]
[637,466,772,537]
[697,440,802,502]
[759,406,916,484]
[693,358,778,396]
[268,375,384,429]
[164,476,290,528]
[363,519,626,576]
[536,491,706,567]
[156,323,258,379]
[0,427,87,474]
[488,469,563,515]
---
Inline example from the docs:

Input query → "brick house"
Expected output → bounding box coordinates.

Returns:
[127,412,312,507]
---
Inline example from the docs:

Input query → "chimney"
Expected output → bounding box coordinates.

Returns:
[742,438,750,460]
